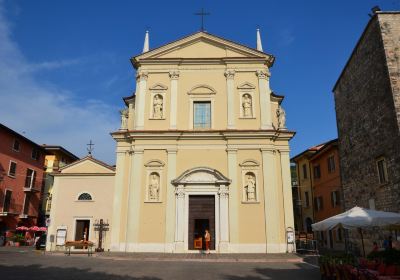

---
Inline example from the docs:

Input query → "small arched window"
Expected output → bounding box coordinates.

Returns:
[78,193,92,201]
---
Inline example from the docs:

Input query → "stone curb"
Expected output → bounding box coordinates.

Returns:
[48,252,305,263]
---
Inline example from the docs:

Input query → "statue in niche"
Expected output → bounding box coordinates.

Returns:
[242,94,252,117]
[119,108,129,130]
[148,173,160,201]
[153,94,163,119]
[277,106,286,129]
[244,172,256,201]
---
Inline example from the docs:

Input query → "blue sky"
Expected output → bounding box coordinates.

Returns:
[0,0,399,164]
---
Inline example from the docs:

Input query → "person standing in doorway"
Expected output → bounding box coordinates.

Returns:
[204,229,211,254]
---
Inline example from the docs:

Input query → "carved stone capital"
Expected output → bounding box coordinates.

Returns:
[256,69,270,80]
[136,71,149,81]
[224,70,235,80]
[169,71,180,80]
[175,186,185,198]
[218,186,229,198]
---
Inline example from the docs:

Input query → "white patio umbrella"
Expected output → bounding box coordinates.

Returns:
[312,206,400,256]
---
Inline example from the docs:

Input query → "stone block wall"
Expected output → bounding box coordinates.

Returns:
[333,13,400,213]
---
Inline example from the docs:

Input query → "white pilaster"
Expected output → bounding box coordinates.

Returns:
[110,148,128,251]
[261,149,281,253]
[125,149,144,251]
[165,149,177,252]
[224,70,235,129]
[256,70,272,129]
[218,185,230,252]
[169,71,179,130]
[174,185,185,252]
[227,148,239,245]
[280,150,295,232]
[135,72,148,130]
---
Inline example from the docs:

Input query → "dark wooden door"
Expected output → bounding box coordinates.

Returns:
[188,195,215,250]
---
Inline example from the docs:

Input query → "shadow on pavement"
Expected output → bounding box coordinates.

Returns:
[223,263,320,280]
[0,264,162,280]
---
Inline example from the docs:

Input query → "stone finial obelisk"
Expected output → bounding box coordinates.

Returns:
[143,30,149,53]
[256,28,263,52]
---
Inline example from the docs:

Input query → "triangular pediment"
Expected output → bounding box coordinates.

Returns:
[60,156,115,174]
[133,32,274,63]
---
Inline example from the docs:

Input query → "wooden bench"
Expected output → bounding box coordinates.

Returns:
[64,241,94,256]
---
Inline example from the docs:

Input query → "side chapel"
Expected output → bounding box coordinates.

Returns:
[110,29,295,253]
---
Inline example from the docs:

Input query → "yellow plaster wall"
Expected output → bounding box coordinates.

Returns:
[138,150,168,243]
[236,150,266,243]
[143,73,171,130]
[49,175,115,250]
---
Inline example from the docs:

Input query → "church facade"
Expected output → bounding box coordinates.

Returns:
[111,31,295,253]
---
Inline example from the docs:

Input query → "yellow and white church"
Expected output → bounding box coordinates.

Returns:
[46,30,295,253]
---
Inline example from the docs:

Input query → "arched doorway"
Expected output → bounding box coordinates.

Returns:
[171,167,231,253]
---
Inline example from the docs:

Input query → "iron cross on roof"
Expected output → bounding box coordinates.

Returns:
[194,8,210,31]
[87,140,94,155]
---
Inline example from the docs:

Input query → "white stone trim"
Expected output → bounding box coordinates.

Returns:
[227,149,239,245]
[165,150,177,252]
[225,70,235,129]
[182,188,220,253]
[240,160,260,203]
[169,71,179,129]
[110,150,127,249]
[125,150,144,249]
[172,168,230,253]
[256,70,272,129]
[238,87,256,119]
[71,217,94,250]
[135,72,148,130]
[148,91,166,120]
[262,149,281,253]
[144,163,163,203]
[189,96,215,130]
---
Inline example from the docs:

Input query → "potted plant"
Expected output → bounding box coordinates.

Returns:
[14,234,25,247]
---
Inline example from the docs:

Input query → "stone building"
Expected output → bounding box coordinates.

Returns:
[110,30,296,253]
[333,11,400,212]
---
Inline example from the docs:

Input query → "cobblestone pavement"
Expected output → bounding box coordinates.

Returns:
[0,247,320,280]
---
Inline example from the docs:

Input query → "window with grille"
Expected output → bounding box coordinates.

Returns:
[78,193,92,201]
[193,101,211,129]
